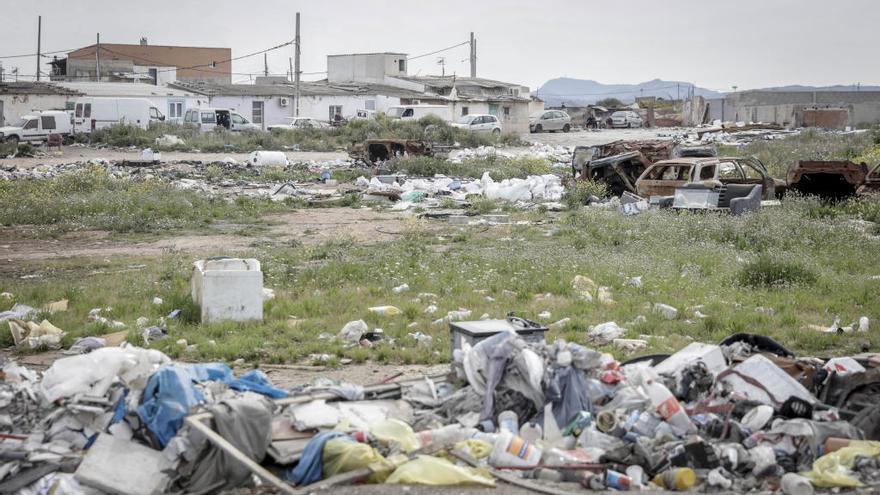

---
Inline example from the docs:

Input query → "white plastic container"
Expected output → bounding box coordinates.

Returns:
[248,150,288,167]
[191,258,263,323]
[498,410,519,435]
[489,431,542,468]
[643,378,696,437]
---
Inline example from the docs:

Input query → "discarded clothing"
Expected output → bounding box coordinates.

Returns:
[287,431,351,486]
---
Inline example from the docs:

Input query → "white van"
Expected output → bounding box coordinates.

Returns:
[386,105,451,122]
[73,97,164,133]
[183,108,260,132]
[0,111,73,144]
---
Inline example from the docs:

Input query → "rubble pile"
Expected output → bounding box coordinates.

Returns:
[2,325,879,493]
[450,143,573,165]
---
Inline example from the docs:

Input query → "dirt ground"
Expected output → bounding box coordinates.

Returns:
[526,126,681,147]
[0,207,424,264]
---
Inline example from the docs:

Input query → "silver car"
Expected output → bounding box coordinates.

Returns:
[610,110,643,128]
[452,114,502,135]
[529,110,572,133]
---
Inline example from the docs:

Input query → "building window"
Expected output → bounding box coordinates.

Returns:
[503,106,510,118]
[252,101,264,124]
[169,102,183,119]
[461,106,469,116]
[365,100,376,111]
[398,59,406,72]
[329,105,343,121]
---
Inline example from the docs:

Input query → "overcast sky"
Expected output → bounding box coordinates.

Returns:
[3,0,878,92]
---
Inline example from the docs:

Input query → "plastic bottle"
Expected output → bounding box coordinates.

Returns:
[643,378,697,436]
[498,410,520,436]
[653,468,697,491]
[562,411,592,437]
[520,422,542,443]
[367,306,401,316]
[489,431,542,468]
[416,424,475,449]
[781,473,814,495]
[605,470,632,490]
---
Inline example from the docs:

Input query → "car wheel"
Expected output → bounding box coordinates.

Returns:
[627,122,632,128]
[492,128,501,136]
[534,124,543,133]
[5,135,19,145]
[563,124,571,133]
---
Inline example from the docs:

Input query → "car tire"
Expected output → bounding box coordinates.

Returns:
[492,128,501,136]
[534,124,543,133]
[627,122,632,128]
[5,135,19,145]
[563,124,571,133]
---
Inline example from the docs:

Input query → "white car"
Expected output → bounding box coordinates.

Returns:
[610,110,643,128]
[452,114,502,135]
[0,111,72,144]
[183,108,259,132]
[267,117,330,131]
[529,110,571,133]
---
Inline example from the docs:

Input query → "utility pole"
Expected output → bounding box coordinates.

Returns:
[294,12,301,116]
[469,32,476,78]
[36,16,42,81]
[0,62,4,83]
[288,57,293,82]
[96,33,101,81]
[264,53,268,77]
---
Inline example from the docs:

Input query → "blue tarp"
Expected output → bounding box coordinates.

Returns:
[137,363,287,447]
[286,431,351,485]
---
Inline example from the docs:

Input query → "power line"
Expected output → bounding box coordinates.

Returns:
[408,40,469,61]
[0,47,78,59]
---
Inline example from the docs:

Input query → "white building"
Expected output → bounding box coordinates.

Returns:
[0,82,81,126]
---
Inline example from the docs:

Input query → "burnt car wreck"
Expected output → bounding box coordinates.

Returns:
[787,160,870,200]
[349,139,434,166]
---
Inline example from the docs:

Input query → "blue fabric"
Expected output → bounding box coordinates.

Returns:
[286,431,351,485]
[137,364,288,447]
[230,369,288,399]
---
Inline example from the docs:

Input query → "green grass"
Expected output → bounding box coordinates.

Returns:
[721,129,872,178]
[0,166,292,235]
[86,114,526,153]
[2,194,878,364]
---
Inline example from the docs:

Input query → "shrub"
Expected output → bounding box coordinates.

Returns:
[737,255,817,288]
[563,180,609,209]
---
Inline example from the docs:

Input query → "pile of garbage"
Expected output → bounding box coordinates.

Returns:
[450,143,573,165]
[3,326,879,493]
[356,172,565,210]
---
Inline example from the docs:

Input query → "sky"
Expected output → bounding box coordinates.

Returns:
[2,0,879,92]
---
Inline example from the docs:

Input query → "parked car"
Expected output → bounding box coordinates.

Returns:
[73,97,164,133]
[183,108,259,132]
[529,110,571,133]
[635,157,782,200]
[0,111,73,144]
[452,114,502,135]
[386,105,451,122]
[610,110,643,128]
[267,117,329,131]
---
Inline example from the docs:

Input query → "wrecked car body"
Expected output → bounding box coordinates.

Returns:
[787,160,869,200]
[635,156,782,204]
[572,140,685,195]
[856,162,880,196]
[349,139,433,166]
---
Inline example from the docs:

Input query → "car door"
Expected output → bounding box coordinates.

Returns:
[636,163,694,197]
[230,113,245,132]
[22,118,39,140]
[476,116,490,132]
[200,111,216,132]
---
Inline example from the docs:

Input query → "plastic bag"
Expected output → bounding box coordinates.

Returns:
[454,439,493,459]
[386,455,495,486]
[803,441,880,488]
[323,438,393,483]
[371,418,420,453]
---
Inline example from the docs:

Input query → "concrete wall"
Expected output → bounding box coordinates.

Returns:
[0,94,71,126]
[327,54,407,84]
[721,91,880,127]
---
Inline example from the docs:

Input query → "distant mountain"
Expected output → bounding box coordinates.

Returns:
[535,78,725,106]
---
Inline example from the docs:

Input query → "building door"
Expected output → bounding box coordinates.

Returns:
[252,101,264,130]
[488,104,499,116]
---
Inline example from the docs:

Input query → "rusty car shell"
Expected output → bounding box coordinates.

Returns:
[786,160,869,200]
[635,156,780,200]
[856,163,880,196]
[349,139,433,166]
[572,149,652,196]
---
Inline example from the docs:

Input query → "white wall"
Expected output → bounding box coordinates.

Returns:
[208,95,291,130]
[0,94,71,126]
[327,54,407,83]
[296,94,401,122]
[132,65,177,86]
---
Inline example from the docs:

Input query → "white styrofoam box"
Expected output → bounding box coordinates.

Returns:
[191,258,263,323]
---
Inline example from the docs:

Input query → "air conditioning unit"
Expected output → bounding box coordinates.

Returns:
[279,97,289,107]
[411,99,421,105]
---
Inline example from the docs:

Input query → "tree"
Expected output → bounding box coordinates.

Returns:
[595,97,624,108]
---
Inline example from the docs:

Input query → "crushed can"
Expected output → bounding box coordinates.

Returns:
[605,470,633,491]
